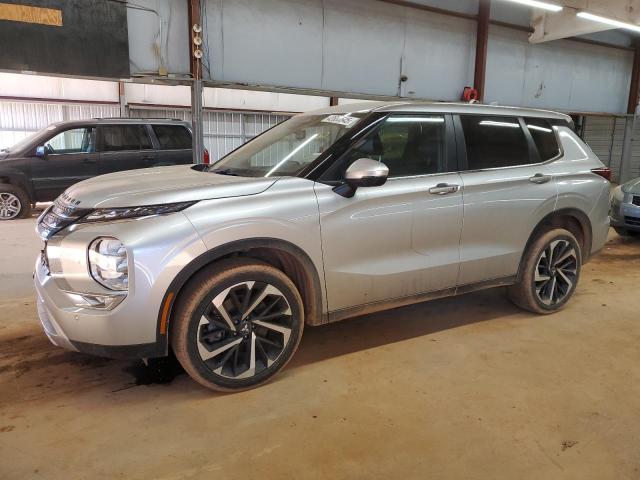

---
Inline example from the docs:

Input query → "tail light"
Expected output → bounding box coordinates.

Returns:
[203,149,210,165]
[591,167,612,181]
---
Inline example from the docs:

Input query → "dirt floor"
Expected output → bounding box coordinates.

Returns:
[1,217,640,479]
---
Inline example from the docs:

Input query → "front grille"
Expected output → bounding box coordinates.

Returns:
[624,216,640,227]
[633,196,640,207]
[36,195,91,240]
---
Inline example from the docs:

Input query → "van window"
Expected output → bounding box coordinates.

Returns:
[101,125,152,152]
[45,127,95,154]
[460,115,529,170]
[332,114,446,179]
[525,118,560,161]
[152,125,192,150]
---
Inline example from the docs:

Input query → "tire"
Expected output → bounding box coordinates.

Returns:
[508,228,582,314]
[171,258,304,392]
[0,184,31,220]
[614,227,640,238]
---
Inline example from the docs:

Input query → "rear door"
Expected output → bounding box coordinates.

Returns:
[30,125,99,201]
[97,124,156,174]
[455,115,559,286]
[149,123,193,165]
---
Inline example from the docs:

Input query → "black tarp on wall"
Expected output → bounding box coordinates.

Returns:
[0,0,129,78]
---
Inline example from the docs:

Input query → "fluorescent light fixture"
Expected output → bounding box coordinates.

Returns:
[527,124,553,133]
[479,120,521,128]
[499,0,563,12]
[387,117,444,123]
[577,11,640,33]
[265,133,318,177]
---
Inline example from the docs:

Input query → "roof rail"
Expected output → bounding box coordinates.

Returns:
[91,117,185,121]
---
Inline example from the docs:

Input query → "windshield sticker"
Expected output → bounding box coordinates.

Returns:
[321,115,359,128]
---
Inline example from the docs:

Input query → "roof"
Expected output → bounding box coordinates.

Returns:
[303,101,572,122]
[48,118,190,127]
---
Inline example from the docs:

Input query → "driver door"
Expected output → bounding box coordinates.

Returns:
[315,114,463,313]
[30,125,99,201]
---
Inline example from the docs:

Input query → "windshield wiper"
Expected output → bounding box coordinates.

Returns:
[210,168,241,176]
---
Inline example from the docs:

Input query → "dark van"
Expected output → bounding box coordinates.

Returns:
[0,118,196,220]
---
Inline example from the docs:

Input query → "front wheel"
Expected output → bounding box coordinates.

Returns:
[171,258,304,392]
[508,228,582,314]
[0,184,31,220]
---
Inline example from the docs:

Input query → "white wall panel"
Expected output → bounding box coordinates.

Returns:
[485,26,633,114]
[0,73,118,103]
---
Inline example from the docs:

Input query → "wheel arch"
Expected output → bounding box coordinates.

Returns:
[517,208,592,282]
[155,237,325,356]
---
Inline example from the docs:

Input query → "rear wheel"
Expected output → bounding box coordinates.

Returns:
[0,184,31,220]
[171,258,304,392]
[508,228,582,314]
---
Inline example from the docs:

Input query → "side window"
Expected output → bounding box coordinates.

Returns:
[460,115,530,170]
[337,115,446,178]
[101,125,152,152]
[45,127,95,154]
[525,118,560,161]
[152,125,192,150]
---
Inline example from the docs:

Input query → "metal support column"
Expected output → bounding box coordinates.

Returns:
[188,0,204,164]
[474,0,490,103]
[118,81,128,117]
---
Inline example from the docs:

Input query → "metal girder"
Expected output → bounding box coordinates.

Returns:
[530,0,640,44]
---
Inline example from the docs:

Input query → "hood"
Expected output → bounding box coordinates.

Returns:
[622,177,640,194]
[63,165,279,208]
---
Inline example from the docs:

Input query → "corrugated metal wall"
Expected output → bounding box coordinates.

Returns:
[0,101,120,149]
[0,101,290,162]
[582,115,626,182]
[129,107,290,161]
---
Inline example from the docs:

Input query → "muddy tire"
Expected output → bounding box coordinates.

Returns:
[508,228,582,314]
[171,258,304,392]
[0,184,31,220]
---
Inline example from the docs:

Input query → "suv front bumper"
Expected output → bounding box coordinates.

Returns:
[34,256,164,358]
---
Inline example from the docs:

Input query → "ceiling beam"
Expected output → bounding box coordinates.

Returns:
[530,0,640,43]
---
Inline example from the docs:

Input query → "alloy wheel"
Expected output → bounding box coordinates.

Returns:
[534,239,578,306]
[197,281,294,379]
[0,193,21,220]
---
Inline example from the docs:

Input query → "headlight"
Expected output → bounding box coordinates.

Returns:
[88,237,128,291]
[79,201,197,223]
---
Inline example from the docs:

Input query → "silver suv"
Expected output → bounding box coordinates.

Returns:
[34,102,611,391]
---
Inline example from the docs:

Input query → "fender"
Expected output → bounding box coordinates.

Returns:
[0,165,35,201]
[516,208,593,282]
[153,237,325,356]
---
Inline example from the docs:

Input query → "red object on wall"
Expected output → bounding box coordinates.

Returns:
[462,87,479,102]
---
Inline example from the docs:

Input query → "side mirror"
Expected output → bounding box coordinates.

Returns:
[35,146,46,158]
[333,158,389,198]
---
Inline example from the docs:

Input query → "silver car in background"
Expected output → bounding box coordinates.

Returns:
[34,102,611,392]
[611,178,640,237]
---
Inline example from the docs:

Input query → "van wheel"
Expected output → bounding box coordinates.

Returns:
[0,184,31,220]
[508,228,582,314]
[171,258,304,392]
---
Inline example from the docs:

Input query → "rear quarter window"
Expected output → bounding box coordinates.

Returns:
[152,125,192,150]
[525,118,560,161]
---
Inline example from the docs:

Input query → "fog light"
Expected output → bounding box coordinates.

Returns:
[88,237,128,291]
[66,292,126,310]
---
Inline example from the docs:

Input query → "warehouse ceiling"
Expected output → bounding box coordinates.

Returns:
[530,0,640,43]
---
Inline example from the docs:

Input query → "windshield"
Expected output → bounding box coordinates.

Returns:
[208,113,367,177]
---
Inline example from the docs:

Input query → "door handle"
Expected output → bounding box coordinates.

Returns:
[81,158,96,164]
[529,173,552,184]
[428,183,460,195]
